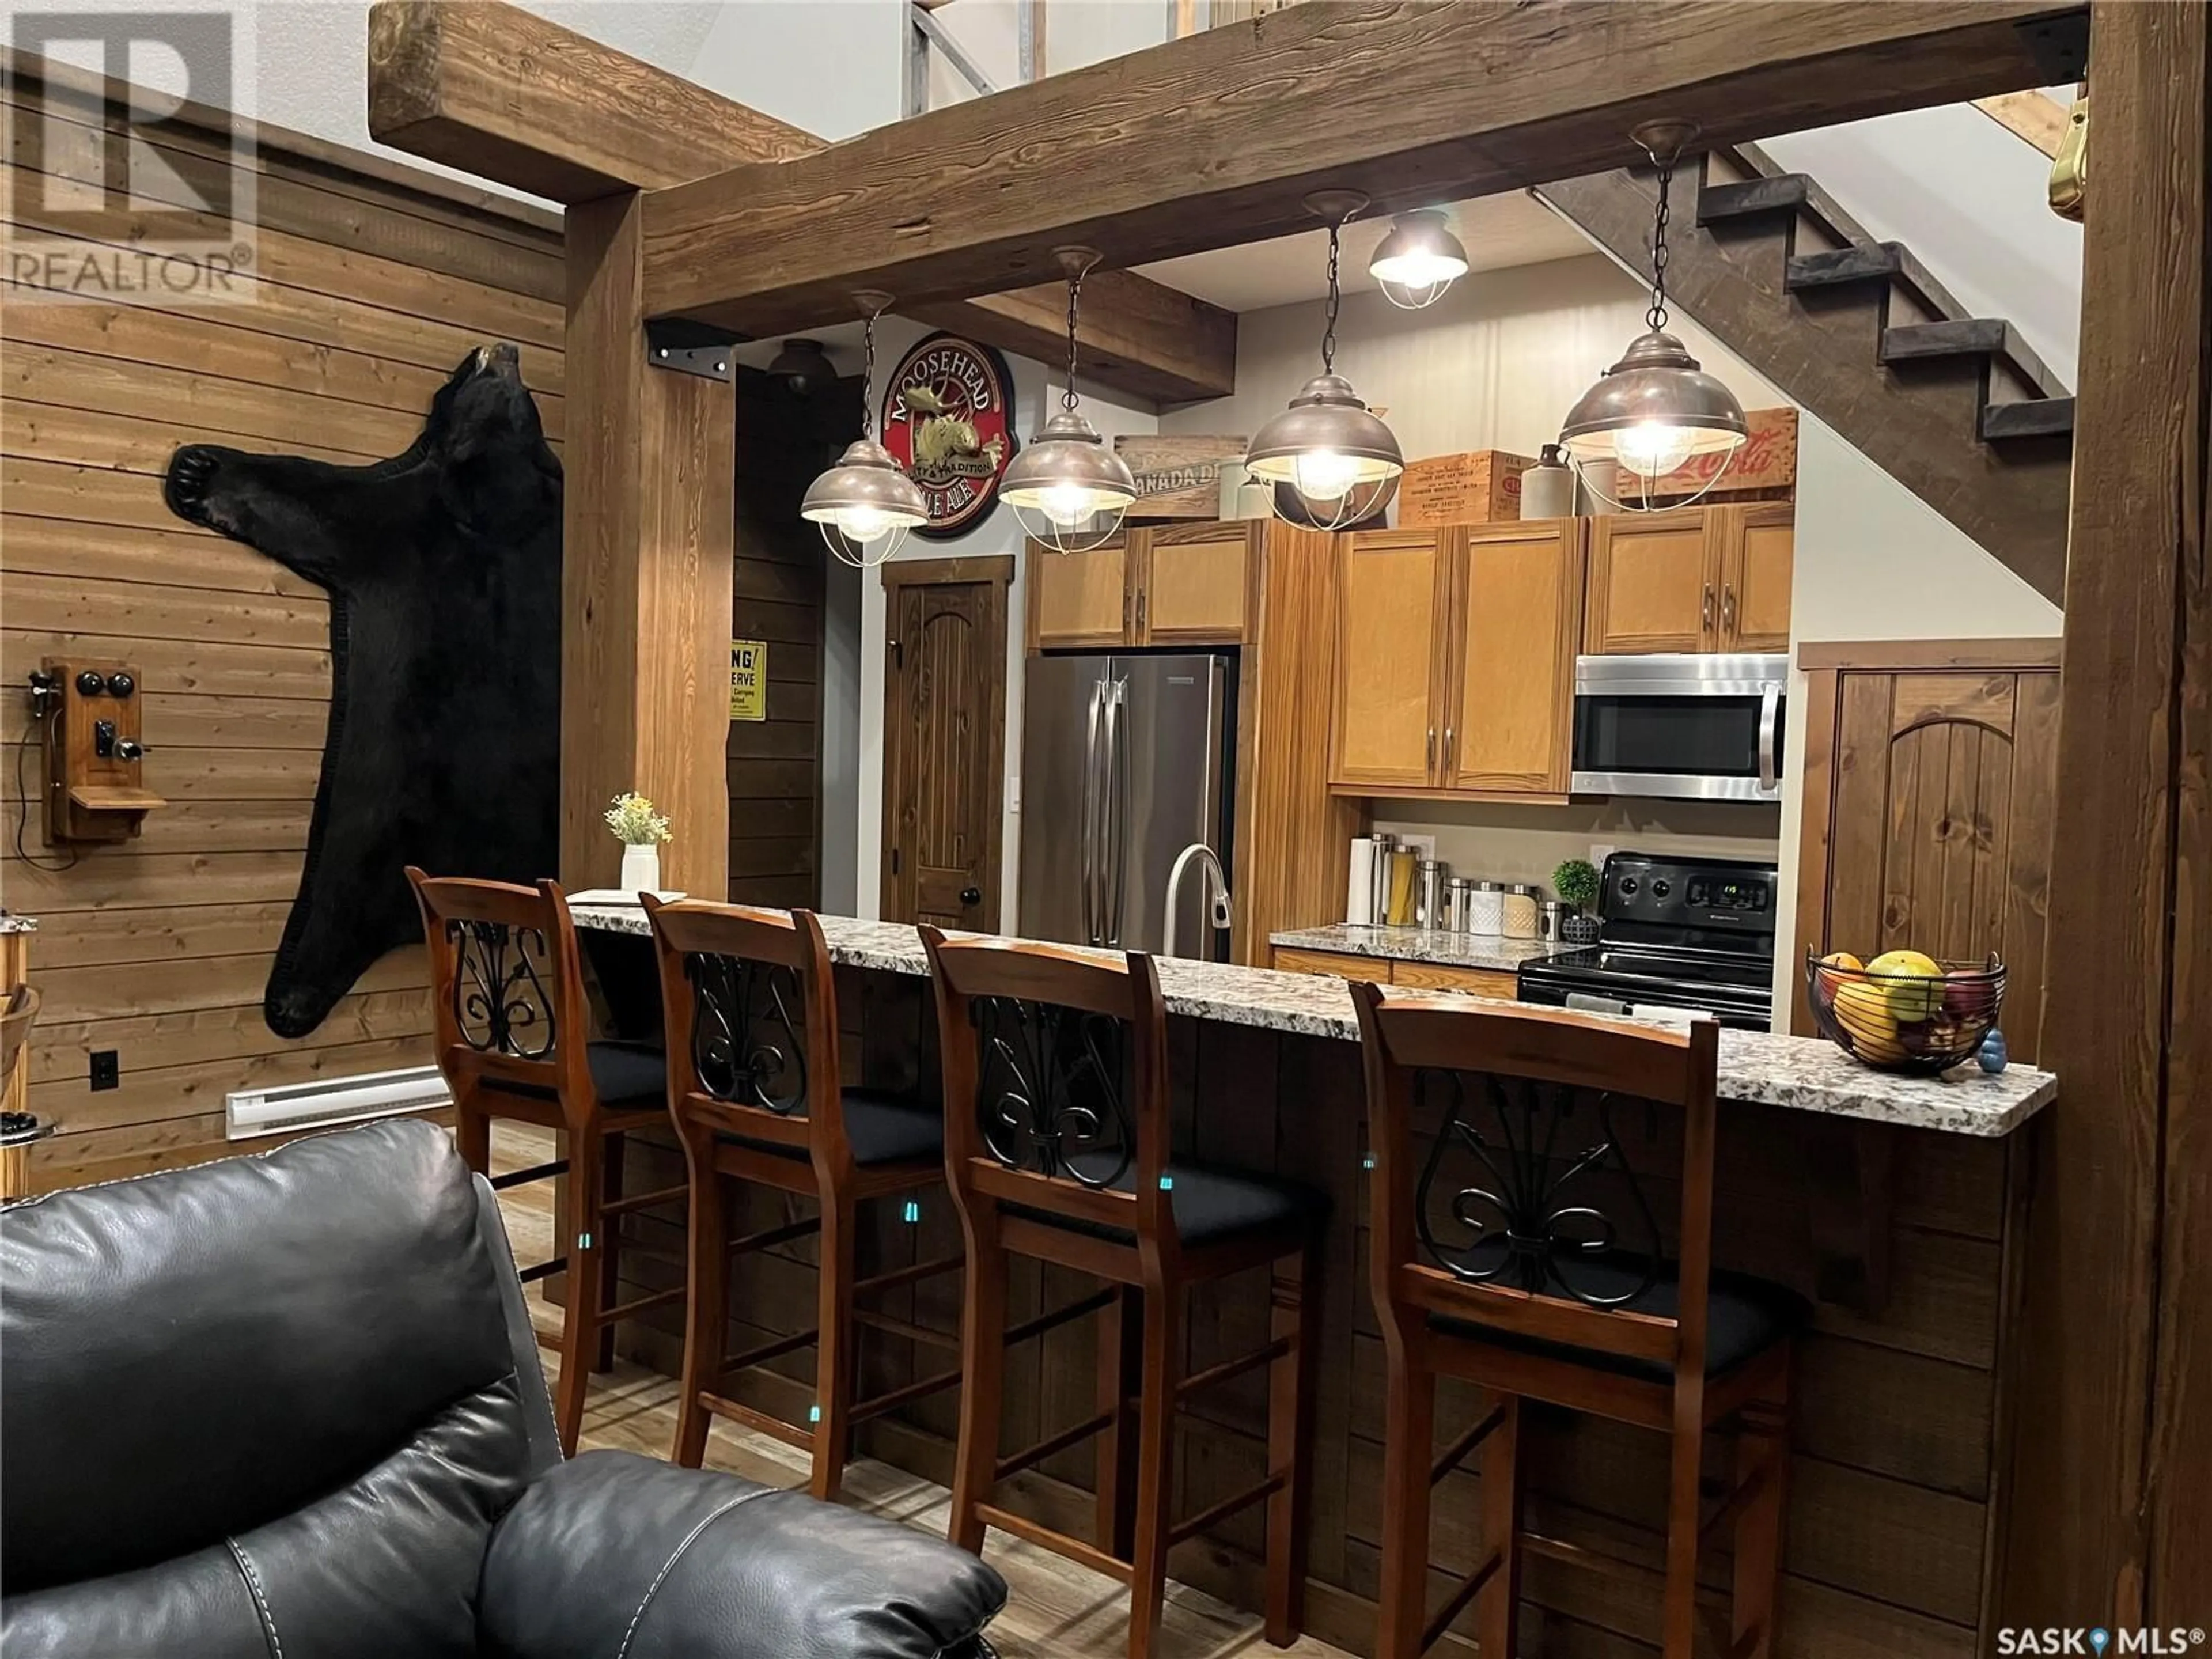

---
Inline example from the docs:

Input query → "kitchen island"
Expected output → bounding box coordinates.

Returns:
[571,905,2051,1659]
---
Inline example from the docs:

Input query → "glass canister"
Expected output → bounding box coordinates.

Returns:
[1416,859,1448,929]
[1445,877,1476,932]
[1502,883,1542,941]
[1385,848,1420,926]
[1467,880,1505,935]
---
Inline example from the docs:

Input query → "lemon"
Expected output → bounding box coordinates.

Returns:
[1832,980,1902,1056]
[1869,949,1944,1023]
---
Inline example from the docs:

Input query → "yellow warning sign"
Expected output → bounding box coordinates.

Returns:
[729,639,767,721]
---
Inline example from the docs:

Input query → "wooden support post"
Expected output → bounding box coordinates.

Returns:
[562,191,734,893]
[1997,0,2209,1628]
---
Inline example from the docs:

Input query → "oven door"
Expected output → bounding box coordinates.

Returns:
[1570,654,1786,802]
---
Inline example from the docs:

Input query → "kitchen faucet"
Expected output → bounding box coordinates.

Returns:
[1163,843,1233,960]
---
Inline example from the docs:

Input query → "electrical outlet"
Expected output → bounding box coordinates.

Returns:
[1590,843,1618,870]
[90,1049,119,1092]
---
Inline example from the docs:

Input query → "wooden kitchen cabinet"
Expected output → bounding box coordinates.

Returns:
[1269,947,1518,1001]
[1329,519,1584,799]
[1027,523,1253,649]
[1271,946,1389,980]
[1792,641,2059,1058]
[1444,519,1585,794]
[1582,502,1794,654]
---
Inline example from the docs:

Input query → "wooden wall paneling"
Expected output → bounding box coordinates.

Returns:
[2001,0,2212,1630]
[1,68,559,1188]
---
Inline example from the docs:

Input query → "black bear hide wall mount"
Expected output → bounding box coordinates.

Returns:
[164,343,561,1039]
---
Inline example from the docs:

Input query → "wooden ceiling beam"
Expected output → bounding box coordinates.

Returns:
[640,0,2079,335]
[364,0,1235,405]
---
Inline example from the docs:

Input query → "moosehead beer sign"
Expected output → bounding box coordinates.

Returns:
[880,333,1018,538]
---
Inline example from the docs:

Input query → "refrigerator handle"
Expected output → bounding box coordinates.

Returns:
[1081,679,1104,945]
[1105,678,1128,945]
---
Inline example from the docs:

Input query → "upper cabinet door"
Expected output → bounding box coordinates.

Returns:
[1140,524,1252,643]
[1582,507,1720,653]
[1029,536,1130,649]
[1330,528,1448,789]
[1719,501,1794,653]
[1445,520,1585,794]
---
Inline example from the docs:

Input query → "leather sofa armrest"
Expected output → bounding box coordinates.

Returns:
[478,1451,1007,1659]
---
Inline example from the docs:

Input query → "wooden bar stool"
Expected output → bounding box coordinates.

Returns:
[922,929,1327,1657]
[408,869,687,1456]
[645,898,962,1501]
[1351,983,1804,1659]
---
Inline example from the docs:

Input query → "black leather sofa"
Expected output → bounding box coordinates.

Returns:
[0,1119,1006,1657]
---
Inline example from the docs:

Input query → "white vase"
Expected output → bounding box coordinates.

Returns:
[620,842,661,896]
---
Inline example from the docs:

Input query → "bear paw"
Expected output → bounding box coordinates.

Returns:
[164,444,243,533]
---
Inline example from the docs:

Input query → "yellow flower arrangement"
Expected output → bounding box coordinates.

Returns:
[604,792,672,846]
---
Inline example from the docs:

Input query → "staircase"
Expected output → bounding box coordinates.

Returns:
[1536,144,2072,604]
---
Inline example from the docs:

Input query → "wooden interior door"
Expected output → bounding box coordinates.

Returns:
[1138,522,1252,642]
[1328,528,1448,789]
[1028,536,1128,647]
[1721,501,1795,652]
[1582,506,1718,653]
[1796,650,2059,1058]
[881,558,1012,930]
[1444,520,1585,794]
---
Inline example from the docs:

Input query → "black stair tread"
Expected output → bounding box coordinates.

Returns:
[1980,397,2077,441]
[1881,320,2070,402]
[1696,173,1876,252]
[1786,242,1965,325]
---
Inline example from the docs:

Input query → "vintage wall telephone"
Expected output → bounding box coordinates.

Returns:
[23,663,166,846]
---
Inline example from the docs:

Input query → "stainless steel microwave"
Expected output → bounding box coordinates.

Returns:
[1570,653,1787,802]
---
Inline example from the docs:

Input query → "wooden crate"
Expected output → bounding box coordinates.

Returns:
[1393,448,1536,527]
[1112,434,1248,519]
[1639,405,1799,502]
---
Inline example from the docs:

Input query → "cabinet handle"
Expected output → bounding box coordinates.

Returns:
[1137,589,1147,631]
[1722,583,1738,634]
[1445,726,1455,770]
[1123,589,1134,634]
[1427,726,1436,771]
[1702,582,1714,629]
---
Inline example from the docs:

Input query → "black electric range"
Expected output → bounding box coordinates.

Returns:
[1517,852,1779,1031]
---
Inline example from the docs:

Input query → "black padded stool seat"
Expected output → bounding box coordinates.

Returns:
[481,1040,667,1109]
[722,1087,944,1167]
[1432,1255,1810,1383]
[1009,1161,1328,1249]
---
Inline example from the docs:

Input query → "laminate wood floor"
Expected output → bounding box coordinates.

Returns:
[490,1124,1356,1659]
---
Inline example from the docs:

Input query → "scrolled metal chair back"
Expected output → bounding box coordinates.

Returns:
[969,994,1134,1188]
[1412,1065,1664,1309]
[684,949,810,1116]
[406,869,578,1081]
[448,915,561,1060]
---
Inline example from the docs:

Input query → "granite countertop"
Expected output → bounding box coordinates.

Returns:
[571,904,2056,1137]
[1270,925,1558,972]
[0,915,38,934]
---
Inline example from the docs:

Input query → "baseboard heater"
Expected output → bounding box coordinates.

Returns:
[226,1065,452,1141]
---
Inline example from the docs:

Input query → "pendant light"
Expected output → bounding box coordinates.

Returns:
[1001,247,1138,555]
[801,291,929,569]
[1245,190,1404,531]
[1560,121,1748,510]
[766,336,835,397]
[1368,208,1469,310]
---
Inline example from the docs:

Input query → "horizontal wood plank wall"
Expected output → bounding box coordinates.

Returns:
[598,967,2014,1659]
[1,65,565,1189]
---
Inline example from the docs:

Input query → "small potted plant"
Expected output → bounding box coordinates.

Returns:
[1552,858,1602,944]
[605,791,672,895]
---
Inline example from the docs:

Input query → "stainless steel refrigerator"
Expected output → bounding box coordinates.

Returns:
[1017,653,1234,957]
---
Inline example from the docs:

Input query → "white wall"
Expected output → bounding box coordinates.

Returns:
[852,317,1157,922]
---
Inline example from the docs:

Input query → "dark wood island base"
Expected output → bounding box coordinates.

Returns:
[571,915,2050,1659]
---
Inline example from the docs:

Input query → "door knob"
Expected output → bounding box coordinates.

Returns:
[960,886,982,906]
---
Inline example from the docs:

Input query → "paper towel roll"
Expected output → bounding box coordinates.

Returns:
[1345,837,1376,925]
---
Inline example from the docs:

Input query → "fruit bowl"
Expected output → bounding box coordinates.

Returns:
[1805,950,2006,1076]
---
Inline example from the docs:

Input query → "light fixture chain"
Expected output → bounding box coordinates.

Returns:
[1322,219,1343,374]
[1063,265,1084,414]
[861,310,878,438]
[1647,159,1673,334]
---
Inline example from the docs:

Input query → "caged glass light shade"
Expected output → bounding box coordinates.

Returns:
[801,437,928,567]
[1368,209,1469,310]
[1559,328,1748,484]
[1002,408,1138,552]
